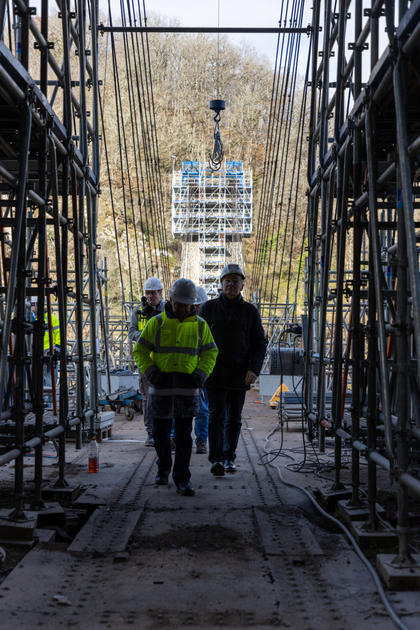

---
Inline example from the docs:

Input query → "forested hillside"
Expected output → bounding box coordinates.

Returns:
[97,20,307,304]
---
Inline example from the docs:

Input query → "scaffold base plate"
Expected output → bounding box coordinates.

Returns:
[338,499,385,523]
[0,510,37,544]
[349,521,398,548]
[315,486,352,510]
[377,554,420,589]
[35,502,66,526]
[42,484,82,504]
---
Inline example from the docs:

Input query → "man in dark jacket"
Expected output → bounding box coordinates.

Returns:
[199,263,266,476]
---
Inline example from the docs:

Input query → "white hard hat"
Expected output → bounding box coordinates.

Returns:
[220,263,245,281]
[30,296,38,305]
[194,286,208,305]
[170,278,197,305]
[144,276,163,291]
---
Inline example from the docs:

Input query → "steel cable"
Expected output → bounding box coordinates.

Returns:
[262,0,305,305]
[252,0,291,295]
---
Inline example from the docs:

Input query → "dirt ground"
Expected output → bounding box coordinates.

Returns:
[0,390,419,629]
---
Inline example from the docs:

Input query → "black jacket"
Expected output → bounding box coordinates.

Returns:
[199,293,266,390]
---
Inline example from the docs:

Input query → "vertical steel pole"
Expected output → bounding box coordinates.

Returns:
[87,189,99,435]
[32,0,49,509]
[366,228,378,529]
[307,0,321,181]
[365,107,394,458]
[332,142,351,489]
[317,172,335,451]
[71,166,86,447]
[304,0,322,442]
[350,0,363,507]
[50,138,69,487]
[59,0,73,458]
[393,53,420,384]
[0,0,7,39]
[394,181,412,565]
[10,103,32,519]
[370,1,379,69]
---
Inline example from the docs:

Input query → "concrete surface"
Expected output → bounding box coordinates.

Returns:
[0,391,419,629]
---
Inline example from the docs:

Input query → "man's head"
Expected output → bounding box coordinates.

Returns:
[194,286,208,307]
[143,277,163,307]
[169,278,196,321]
[220,264,245,300]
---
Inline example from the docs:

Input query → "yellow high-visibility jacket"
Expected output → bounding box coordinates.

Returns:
[134,309,217,379]
[44,313,60,351]
[133,307,218,417]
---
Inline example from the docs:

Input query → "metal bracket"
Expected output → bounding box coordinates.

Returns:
[348,42,369,51]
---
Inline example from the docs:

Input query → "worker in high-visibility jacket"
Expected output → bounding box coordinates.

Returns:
[31,298,61,402]
[31,298,61,351]
[128,276,165,445]
[44,312,61,351]
[133,278,218,496]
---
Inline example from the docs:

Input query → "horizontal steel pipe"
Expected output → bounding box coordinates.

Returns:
[0,448,21,466]
[44,425,65,439]
[369,451,391,471]
[336,428,351,440]
[1,404,32,420]
[399,473,420,498]
[100,25,310,34]
[353,440,368,452]
[25,437,42,449]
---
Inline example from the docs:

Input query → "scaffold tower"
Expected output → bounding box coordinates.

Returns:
[172,161,252,296]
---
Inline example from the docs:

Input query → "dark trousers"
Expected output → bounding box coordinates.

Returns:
[206,389,246,463]
[153,417,193,484]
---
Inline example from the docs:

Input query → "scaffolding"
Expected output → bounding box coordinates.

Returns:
[0,0,102,513]
[172,160,252,296]
[304,0,420,570]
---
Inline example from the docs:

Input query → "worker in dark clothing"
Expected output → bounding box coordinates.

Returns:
[199,263,267,476]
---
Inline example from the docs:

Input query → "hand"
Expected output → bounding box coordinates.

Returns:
[147,367,161,385]
[244,370,257,386]
[191,370,205,388]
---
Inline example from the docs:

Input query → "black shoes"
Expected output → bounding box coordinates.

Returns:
[155,471,169,485]
[210,461,225,477]
[224,460,236,473]
[176,481,195,496]
[196,438,207,454]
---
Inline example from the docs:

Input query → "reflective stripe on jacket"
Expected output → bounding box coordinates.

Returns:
[133,309,218,379]
[127,300,165,344]
[137,313,148,333]
[133,306,218,418]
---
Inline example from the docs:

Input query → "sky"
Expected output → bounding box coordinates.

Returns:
[143,0,289,65]
[96,0,313,78]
